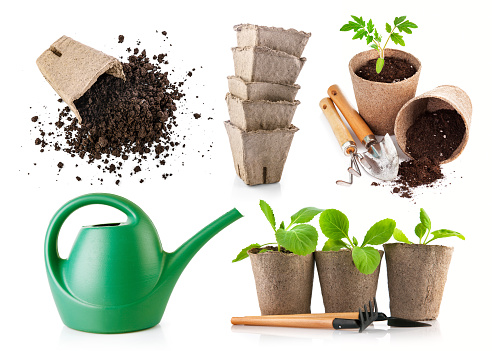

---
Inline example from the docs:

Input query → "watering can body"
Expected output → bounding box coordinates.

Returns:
[45,193,242,333]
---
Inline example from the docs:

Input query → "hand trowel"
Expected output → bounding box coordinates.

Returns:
[328,84,399,181]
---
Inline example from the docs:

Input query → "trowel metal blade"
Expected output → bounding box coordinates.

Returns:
[387,317,431,328]
[359,134,399,181]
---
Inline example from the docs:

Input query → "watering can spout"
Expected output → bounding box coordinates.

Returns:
[163,208,243,285]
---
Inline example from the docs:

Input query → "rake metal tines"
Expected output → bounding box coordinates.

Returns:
[357,298,378,333]
[336,152,362,186]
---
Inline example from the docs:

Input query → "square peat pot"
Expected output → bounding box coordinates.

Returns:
[224,121,298,185]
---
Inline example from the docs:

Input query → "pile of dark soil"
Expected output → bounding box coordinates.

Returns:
[405,109,465,162]
[372,109,464,199]
[355,57,416,83]
[31,32,210,184]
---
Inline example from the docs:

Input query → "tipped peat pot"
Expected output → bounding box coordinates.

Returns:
[395,85,472,163]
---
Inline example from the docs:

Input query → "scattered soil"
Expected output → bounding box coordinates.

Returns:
[405,109,465,163]
[372,109,465,199]
[249,246,293,254]
[391,158,444,198]
[355,57,416,83]
[31,32,212,184]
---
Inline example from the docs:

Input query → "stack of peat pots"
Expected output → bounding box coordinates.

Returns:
[224,24,310,185]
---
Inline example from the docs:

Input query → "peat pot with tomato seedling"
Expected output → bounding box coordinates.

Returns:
[384,208,465,321]
[233,200,323,315]
[341,15,421,135]
[315,209,396,313]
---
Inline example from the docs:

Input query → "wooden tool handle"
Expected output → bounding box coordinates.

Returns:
[319,97,356,156]
[327,85,374,143]
[231,316,337,329]
[242,312,360,319]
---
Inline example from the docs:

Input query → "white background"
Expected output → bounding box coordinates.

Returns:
[1,0,490,349]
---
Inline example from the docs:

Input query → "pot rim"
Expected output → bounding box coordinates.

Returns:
[315,248,384,253]
[348,48,422,86]
[247,248,313,257]
[383,242,454,249]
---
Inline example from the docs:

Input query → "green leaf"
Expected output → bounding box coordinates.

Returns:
[366,35,374,45]
[394,16,407,26]
[399,26,412,34]
[374,29,381,42]
[370,44,379,50]
[275,224,318,256]
[385,23,392,33]
[376,58,385,73]
[340,21,362,32]
[393,228,413,244]
[351,15,365,27]
[289,207,324,227]
[420,208,431,230]
[279,221,285,230]
[353,236,358,246]
[390,32,405,46]
[322,238,348,251]
[319,209,349,241]
[362,218,396,246]
[352,29,367,40]
[367,19,374,33]
[415,223,427,239]
[232,243,262,262]
[428,229,465,242]
[352,246,381,275]
[259,200,276,231]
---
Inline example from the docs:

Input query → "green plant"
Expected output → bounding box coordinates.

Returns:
[319,209,395,274]
[232,200,323,262]
[340,15,418,73]
[393,208,464,245]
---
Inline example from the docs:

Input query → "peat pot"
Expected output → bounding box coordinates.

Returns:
[234,23,311,58]
[314,250,383,313]
[349,48,421,135]
[225,93,300,131]
[224,121,298,185]
[394,85,472,164]
[384,243,454,321]
[227,76,300,102]
[249,249,314,315]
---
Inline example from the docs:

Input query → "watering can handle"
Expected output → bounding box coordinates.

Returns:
[45,193,146,278]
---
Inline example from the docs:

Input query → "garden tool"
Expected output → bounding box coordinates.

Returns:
[328,85,399,181]
[231,298,378,333]
[239,311,430,328]
[45,193,243,334]
[319,97,361,185]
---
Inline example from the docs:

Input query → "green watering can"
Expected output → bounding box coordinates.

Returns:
[45,193,243,334]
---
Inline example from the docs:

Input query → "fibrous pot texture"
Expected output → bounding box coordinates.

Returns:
[234,23,311,58]
[36,35,125,124]
[349,48,421,135]
[225,93,300,131]
[314,250,383,313]
[224,121,298,185]
[249,250,314,315]
[394,85,472,164]
[227,76,300,102]
[232,46,306,85]
[384,243,454,321]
